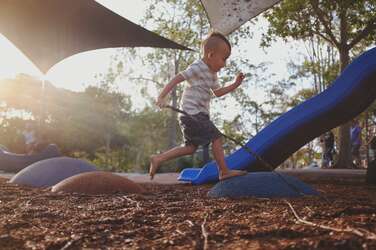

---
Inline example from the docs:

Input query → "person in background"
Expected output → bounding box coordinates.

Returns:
[350,119,362,168]
[22,122,37,154]
[366,124,376,184]
[321,130,335,168]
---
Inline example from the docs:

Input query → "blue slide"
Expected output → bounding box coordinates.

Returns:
[179,47,376,185]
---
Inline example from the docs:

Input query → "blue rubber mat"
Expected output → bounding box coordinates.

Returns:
[179,47,376,185]
[208,172,319,198]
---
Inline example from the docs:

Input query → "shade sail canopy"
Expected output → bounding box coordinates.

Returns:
[0,0,189,74]
[200,0,281,35]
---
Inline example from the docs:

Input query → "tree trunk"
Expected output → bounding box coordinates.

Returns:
[168,87,178,148]
[319,134,327,168]
[105,132,111,168]
[366,112,370,166]
[333,48,353,168]
[335,121,353,168]
[168,57,179,148]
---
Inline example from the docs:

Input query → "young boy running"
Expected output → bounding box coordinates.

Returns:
[149,31,247,181]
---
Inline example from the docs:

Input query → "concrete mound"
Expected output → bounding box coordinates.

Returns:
[9,157,97,187]
[208,172,319,198]
[0,144,61,172]
[52,171,146,195]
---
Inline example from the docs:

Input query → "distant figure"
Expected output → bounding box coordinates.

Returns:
[149,31,247,181]
[350,120,362,168]
[22,122,37,154]
[321,130,335,168]
[366,134,376,184]
[367,125,376,158]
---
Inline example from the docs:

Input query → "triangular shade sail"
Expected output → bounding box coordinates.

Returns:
[0,0,190,74]
[200,0,281,35]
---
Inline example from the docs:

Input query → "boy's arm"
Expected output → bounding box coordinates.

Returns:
[213,73,245,97]
[156,73,185,107]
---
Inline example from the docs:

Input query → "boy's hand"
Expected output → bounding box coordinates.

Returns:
[156,96,166,109]
[235,72,245,86]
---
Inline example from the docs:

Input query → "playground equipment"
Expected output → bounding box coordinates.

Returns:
[0,0,188,74]
[9,157,97,187]
[52,171,146,195]
[200,0,281,35]
[179,47,376,185]
[0,144,61,173]
[208,172,319,198]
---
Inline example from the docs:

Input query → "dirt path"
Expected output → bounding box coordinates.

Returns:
[0,176,375,249]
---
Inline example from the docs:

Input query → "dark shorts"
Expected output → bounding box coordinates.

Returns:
[179,112,222,147]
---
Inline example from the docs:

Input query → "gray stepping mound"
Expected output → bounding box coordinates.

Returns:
[0,144,61,173]
[9,157,97,188]
[208,172,319,198]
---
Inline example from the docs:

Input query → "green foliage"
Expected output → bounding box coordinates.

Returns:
[287,37,340,94]
[262,0,376,51]
[0,117,27,153]
[138,0,210,105]
[119,107,179,172]
[286,88,316,108]
[0,74,131,160]
[221,116,247,154]
[0,74,44,118]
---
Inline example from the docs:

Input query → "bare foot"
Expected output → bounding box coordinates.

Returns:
[219,170,247,181]
[149,155,160,180]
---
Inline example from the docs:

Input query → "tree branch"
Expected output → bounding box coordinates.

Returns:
[309,0,340,48]
[284,200,376,240]
[128,77,163,88]
[201,213,209,250]
[348,18,376,49]
[311,30,334,45]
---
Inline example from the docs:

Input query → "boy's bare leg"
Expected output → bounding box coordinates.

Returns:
[212,137,247,180]
[149,144,197,180]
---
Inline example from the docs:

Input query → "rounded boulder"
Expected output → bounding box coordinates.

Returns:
[9,157,97,187]
[52,171,146,195]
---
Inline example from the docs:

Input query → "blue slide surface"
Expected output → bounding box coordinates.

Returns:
[179,47,376,185]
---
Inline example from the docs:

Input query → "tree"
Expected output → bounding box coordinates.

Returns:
[0,74,131,166]
[84,61,132,166]
[262,0,376,168]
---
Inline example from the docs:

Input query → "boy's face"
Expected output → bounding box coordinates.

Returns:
[206,41,231,72]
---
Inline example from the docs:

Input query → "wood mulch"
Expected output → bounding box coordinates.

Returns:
[0,177,375,249]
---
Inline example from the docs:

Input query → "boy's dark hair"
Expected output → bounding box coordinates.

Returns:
[202,31,231,52]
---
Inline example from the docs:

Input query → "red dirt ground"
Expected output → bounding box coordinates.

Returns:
[0,176,375,249]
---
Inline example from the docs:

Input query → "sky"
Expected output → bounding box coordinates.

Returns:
[0,0,306,112]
